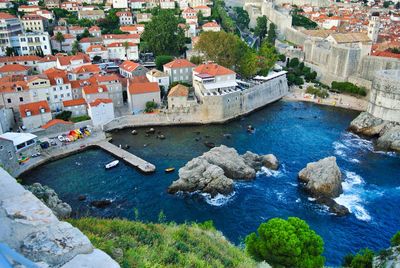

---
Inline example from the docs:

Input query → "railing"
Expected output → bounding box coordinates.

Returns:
[0,243,39,268]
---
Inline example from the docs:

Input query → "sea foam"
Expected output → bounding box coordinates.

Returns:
[201,192,236,207]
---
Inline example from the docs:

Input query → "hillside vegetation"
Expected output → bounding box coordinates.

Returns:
[68,218,256,268]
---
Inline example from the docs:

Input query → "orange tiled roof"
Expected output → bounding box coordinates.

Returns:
[0,12,16,19]
[44,68,69,85]
[131,75,149,83]
[71,64,101,74]
[63,98,87,107]
[89,98,112,107]
[19,100,50,118]
[107,42,137,47]
[83,84,108,94]
[164,58,195,69]
[86,44,107,52]
[0,64,30,73]
[202,22,220,28]
[194,63,235,76]
[42,119,73,129]
[57,54,90,66]
[120,60,141,72]
[128,82,159,95]
[168,84,188,97]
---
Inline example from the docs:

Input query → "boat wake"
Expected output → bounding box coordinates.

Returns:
[334,171,371,222]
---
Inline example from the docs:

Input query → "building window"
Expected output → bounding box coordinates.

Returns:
[8,151,13,159]
[19,97,23,102]
[7,98,11,103]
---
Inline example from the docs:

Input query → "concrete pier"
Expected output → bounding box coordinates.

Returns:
[96,140,156,173]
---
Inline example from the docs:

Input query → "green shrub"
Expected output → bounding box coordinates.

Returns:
[391,231,400,246]
[145,101,158,113]
[331,81,367,96]
[245,217,325,268]
[306,86,329,98]
[70,115,91,123]
[347,248,374,268]
[55,111,72,121]
[155,55,174,70]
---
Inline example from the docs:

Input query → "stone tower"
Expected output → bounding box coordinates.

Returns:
[368,12,380,43]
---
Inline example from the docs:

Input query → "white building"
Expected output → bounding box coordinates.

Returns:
[51,34,75,53]
[119,60,148,78]
[0,13,23,56]
[163,58,195,83]
[168,84,190,110]
[202,21,221,32]
[18,32,52,56]
[146,69,170,92]
[127,80,160,113]
[87,98,114,127]
[86,45,109,61]
[116,11,133,25]
[44,68,73,111]
[19,100,52,130]
[107,42,138,61]
[62,98,87,117]
[112,0,128,8]
[21,14,47,33]
[160,0,175,9]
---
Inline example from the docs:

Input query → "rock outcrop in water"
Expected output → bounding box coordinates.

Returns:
[168,145,279,197]
[298,157,349,216]
[25,183,72,219]
[349,112,400,152]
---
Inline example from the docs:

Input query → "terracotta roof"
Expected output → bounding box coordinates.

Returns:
[0,55,41,63]
[44,68,69,85]
[89,98,113,107]
[63,98,87,107]
[42,119,73,129]
[128,81,159,95]
[83,84,108,94]
[168,84,188,97]
[22,14,44,20]
[0,64,30,73]
[0,81,28,93]
[19,100,50,118]
[107,42,137,47]
[92,74,120,83]
[0,12,16,19]
[202,22,220,28]
[164,59,195,69]
[89,26,100,31]
[70,79,92,89]
[120,60,141,72]
[116,11,132,16]
[147,69,167,78]
[194,63,235,76]
[39,55,57,62]
[131,75,149,83]
[71,64,101,74]
[80,37,103,43]
[103,34,140,39]
[86,44,107,52]
[57,54,90,66]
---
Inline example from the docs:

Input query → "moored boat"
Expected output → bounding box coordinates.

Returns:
[105,160,119,169]
[165,167,175,173]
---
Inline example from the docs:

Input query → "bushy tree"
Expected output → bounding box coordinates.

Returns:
[391,231,400,246]
[155,55,174,70]
[145,101,158,113]
[234,7,250,29]
[55,32,65,52]
[141,10,185,55]
[289,57,300,68]
[343,248,374,268]
[245,217,324,268]
[189,55,203,65]
[254,15,268,41]
[238,49,258,79]
[55,111,72,121]
[258,41,279,76]
[71,40,82,55]
[267,22,277,44]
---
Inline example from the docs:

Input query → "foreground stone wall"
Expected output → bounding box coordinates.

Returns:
[357,56,400,82]
[0,168,119,268]
[367,69,400,123]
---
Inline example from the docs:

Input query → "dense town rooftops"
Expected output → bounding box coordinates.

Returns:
[89,98,112,107]
[19,100,50,118]
[0,55,41,63]
[128,81,159,95]
[44,68,70,85]
[194,63,235,76]
[164,59,195,69]
[41,119,73,129]
[71,64,101,74]
[57,54,91,66]
[0,81,28,93]
[0,12,16,19]
[168,84,189,97]
[63,98,87,107]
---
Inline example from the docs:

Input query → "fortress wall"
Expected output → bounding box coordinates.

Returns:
[367,69,400,123]
[274,0,329,7]
[357,56,400,82]
[284,27,308,46]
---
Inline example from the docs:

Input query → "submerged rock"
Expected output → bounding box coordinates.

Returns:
[25,183,72,219]
[242,152,279,171]
[168,145,278,197]
[316,197,349,216]
[298,156,342,198]
[90,199,112,208]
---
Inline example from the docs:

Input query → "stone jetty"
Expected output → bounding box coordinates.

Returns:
[96,140,155,173]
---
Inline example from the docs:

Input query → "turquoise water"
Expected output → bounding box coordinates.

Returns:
[21,101,400,265]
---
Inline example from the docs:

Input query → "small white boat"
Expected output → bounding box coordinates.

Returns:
[105,160,119,169]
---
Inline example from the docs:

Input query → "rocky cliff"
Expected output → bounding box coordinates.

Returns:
[349,112,400,152]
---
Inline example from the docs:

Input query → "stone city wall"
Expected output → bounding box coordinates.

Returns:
[357,56,400,82]
[367,69,400,123]
[0,168,119,268]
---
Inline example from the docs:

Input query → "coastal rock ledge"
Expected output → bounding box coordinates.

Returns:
[349,111,400,152]
[168,145,279,197]
[298,157,349,216]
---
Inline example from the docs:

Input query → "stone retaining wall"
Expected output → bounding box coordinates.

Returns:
[0,168,120,268]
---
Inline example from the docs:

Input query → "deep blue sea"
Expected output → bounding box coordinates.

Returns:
[21,101,400,266]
